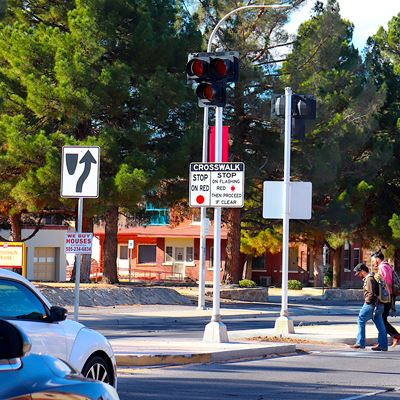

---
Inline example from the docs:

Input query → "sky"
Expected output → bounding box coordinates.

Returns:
[286,0,400,50]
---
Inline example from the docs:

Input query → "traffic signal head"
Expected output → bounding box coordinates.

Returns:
[272,94,286,117]
[196,81,226,108]
[292,94,316,119]
[186,57,209,83]
[209,55,239,83]
[187,51,239,84]
[186,51,239,107]
[271,94,316,119]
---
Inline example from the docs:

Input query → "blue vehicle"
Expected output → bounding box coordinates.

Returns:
[0,319,119,400]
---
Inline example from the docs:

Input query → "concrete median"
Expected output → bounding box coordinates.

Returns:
[112,338,296,367]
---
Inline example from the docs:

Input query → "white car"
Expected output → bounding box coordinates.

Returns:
[0,269,117,388]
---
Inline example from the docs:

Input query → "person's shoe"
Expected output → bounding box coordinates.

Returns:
[371,346,388,351]
[391,335,400,347]
[349,344,365,349]
[371,344,380,350]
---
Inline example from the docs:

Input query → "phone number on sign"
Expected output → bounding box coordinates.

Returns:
[65,246,92,254]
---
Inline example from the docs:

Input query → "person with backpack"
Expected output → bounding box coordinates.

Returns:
[371,250,400,347]
[350,263,387,351]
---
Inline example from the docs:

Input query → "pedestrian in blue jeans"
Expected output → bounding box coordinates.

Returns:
[350,263,388,351]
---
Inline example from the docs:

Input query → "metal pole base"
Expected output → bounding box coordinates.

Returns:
[203,321,229,343]
[274,316,295,335]
[197,305,208,310]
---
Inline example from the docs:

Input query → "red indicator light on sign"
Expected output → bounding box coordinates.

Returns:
[231,186,235,191]
[196,195,205,204]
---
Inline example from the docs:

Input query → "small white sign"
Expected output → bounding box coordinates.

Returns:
[128,239,134,249]
[263,181,312,220]
[65,232,93,254]
[61,146,100,198]
[189,163,245,208]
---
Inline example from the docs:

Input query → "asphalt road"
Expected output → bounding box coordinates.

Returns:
[117,344,400,400]
[72,297,400,399]
[75,298,362,340]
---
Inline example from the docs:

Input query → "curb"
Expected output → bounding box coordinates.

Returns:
[116,353,211,366]
[115,343,296,367]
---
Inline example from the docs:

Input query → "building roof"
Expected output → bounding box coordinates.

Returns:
[95,220,228,239]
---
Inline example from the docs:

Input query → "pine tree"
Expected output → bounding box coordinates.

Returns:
[0,0,202,282]
[278,0,385,285]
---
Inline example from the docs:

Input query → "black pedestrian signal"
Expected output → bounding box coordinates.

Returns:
[186,51,239,107]
[271,93,317,139]
[292,95,316,119]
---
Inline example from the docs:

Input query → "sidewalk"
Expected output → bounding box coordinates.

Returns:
[110,305,394,368]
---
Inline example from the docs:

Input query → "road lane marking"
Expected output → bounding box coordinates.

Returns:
[340,388,399,400]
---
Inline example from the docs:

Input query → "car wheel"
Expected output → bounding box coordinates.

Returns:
[81,355,113,385]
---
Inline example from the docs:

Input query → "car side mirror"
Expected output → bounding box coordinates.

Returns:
[50,306,68,322]
[0,319,32,359]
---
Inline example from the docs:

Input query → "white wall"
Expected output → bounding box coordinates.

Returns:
[0,227,69,281]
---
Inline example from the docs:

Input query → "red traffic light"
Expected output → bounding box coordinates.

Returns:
[187,58,208,80]
[196,82,226,107]
[196,83,217,101]
[211,58,232,79]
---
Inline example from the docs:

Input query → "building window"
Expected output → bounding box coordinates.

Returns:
[353,248,360,268]
[344,241,351,271]
[209,247,214,270]
[119,245,128,260]
[186,247,193,262]
[252,256,265,271]
[138,245,156,264]
[165,246,173,262]
[164,246,193,264]
[175,247,184,262]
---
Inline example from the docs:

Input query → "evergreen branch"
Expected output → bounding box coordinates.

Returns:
[22,215,43,242]
[256,58,287,65]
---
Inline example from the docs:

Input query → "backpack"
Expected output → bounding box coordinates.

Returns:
[375,274,391,303]
[392,269,400,297]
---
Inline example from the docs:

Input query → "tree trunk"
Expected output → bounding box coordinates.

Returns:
[332,247,342,288]
[10,213,22,241]
[242,254,253,280]
[312,240,324,287]
[223,208,241,284]
[102,205,119,283]
[394,248,400,272]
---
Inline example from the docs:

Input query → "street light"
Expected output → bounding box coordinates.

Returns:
[198,3,291,342]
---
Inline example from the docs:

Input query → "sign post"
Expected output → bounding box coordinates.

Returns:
[188,128,246,343]
[61,146,100,321]
[128,239,134,282]
[263,88,313,335]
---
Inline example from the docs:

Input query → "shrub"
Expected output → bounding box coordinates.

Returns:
[324,265,333,287]
[287,280,302,290]
[239,279,257,288]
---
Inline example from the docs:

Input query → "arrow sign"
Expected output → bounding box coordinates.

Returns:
[76,150,97,193]
[61,146,100,198]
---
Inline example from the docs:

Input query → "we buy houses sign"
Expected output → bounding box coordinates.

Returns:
[64,232,93,254]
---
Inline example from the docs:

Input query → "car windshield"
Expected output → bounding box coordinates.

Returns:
[0,279,48,321]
